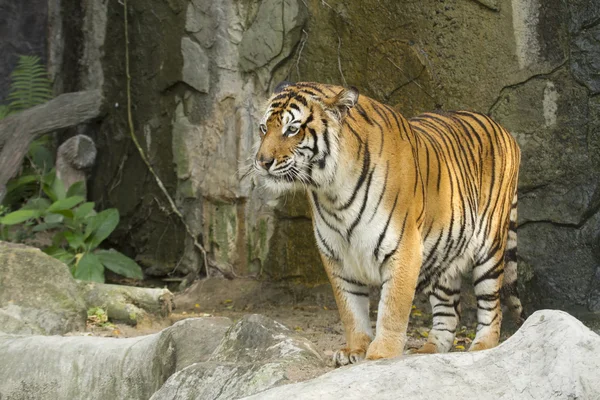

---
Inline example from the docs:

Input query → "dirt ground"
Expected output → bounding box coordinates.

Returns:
[77,277,522,369]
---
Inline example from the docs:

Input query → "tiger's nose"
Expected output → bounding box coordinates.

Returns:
[258,156,275,171]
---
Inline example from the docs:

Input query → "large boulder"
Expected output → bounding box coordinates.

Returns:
[150,314,328,400]
[0,241,87,334]
[0,317,232,400]
[245,310,600,399]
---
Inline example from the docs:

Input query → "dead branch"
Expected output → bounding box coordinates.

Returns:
[0,90,105,202]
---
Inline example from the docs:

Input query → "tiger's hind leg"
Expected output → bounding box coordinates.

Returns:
[415,271,462,354]
[470,249,505,351]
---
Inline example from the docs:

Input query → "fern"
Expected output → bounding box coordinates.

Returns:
[0,105,9,119]
[6,55,52,113]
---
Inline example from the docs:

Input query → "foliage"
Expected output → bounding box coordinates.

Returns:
[86,307,114,329]
[1,55,55,207]
[0,173,143,283]
[4,55,53,115]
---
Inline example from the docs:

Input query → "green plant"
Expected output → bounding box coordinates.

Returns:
[4,55,52,115]
[0,172,143,283]
[86,307,114,329]
[1,55,55,207]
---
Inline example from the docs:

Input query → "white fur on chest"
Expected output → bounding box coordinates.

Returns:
[310,171,399,286]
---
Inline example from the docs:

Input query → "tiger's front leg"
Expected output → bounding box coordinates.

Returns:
[367,228,422,360]
[321,255,373,366]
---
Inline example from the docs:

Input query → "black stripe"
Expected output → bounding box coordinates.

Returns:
[334,273,368,287]
[476,293,500,302]
[346,168,375,240]
[339,145,370,210]
[342,289,369,297]
[433,312,456,318]
[368,161,389,223]
[434,284,461,297]
[315,227,339,261]
[473,258,504,286]
[374,193,399,259]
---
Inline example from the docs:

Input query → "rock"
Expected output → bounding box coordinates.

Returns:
[150,314,327,400]
[0,317,232,400]
[78,281,174,325]
[181,37,210,93]
[570,25,600,94]
[470,0,499,11]
[245,310,600,400]
[185,0,218,48]
[238,0,308,88]
[0,242,87,335]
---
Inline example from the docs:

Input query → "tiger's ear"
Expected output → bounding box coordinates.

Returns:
[273,81,293,94]
[325,86,359,119]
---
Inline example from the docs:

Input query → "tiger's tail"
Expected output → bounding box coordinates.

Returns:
[501,191,524,323]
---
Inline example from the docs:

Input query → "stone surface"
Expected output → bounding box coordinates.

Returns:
[181,36,210,93]
[238,0,308,88]
[150,314,326,399]
[0,317,232,400]
[570,25,600,94]
[0,242,86,335]
[246,310,600,400]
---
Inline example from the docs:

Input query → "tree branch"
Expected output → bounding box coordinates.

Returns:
[0,90,105,202]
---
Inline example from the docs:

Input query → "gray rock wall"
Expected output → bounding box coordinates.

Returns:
[43,0,600,322]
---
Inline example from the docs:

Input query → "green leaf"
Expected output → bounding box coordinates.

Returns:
[28,140,54,172]
[5,174,38,194]
[32,222,62,232]
[85,208,119,249]
[0,105,9,119]
[0,209,39,225]
[51,209,74,220]
[7,55,52,112]
[66,181,86,198]
[74,252,104,282]
[51,177,66,201]
[44,246,75,265]
[44,213,64,224]
[96,249,143,279]
[47,196,84,212]
[22,197,51,212]
[74,202,95,220]
[64,231,85,250]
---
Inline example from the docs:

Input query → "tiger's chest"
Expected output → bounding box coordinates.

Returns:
[310,190,401,286]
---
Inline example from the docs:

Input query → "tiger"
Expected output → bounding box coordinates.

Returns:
[253,81,523,366]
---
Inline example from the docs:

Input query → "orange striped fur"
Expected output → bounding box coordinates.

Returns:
[253,82,522,366]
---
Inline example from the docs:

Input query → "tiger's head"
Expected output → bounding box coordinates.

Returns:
[254,82,359,193]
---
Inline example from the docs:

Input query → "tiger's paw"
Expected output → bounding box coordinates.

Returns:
[411,342,439,354]
[333,348,366,366]
[365,338,403,361]
[469,338,498,352]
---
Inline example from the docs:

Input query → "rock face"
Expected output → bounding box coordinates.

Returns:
[0,317,232,400]
[150,314,327,400]
[42,0,600,324]
[0,242,87,335]
[245,310,600,400]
